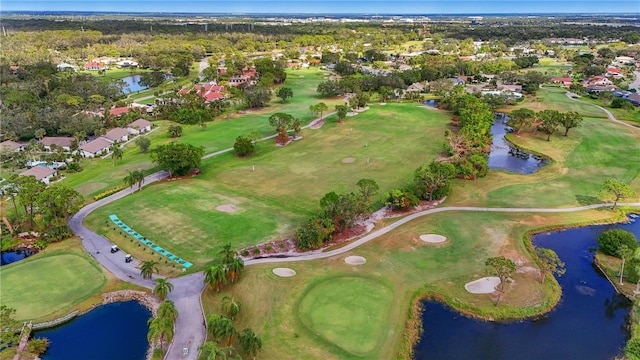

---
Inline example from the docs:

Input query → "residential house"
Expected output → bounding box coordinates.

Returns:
[449,78,466,86]
[108,104,152,117]
[605,67,622,78]
[0,140,25,153]
[406,82,425,92]
[498,84,522,93]
[79,138,112,158]
[92,56,117,65]
[127,119,153,135]
[84,62,108,71]
[178,83,226,103]
[103,128,130,143]
[551,77,572,87]
[40,137,73,152]
[19,166,58,185]
[481,89,523,99]
[228,67,257,87]
[56,63,78,71]
[116,60,138,68]
[584,76,613,87]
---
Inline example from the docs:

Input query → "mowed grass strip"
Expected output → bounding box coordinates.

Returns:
[0,253,106,320]
[297,276,394,356]
[85,103,451,269]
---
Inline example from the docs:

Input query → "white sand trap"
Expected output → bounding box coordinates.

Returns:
[215,204,238,213]
[342,157,355,163]
[420,234,447,243]
[464,277,501,294]
[273,268,296,277]
[344,256,366,265]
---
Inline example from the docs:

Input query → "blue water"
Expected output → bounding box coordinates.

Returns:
[0,249,34,266]
[414,217,639,359]
[120,75,148,94]
[34,300,151,360]
[488,114,548,174]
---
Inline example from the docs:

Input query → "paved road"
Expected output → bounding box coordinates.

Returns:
[630,71,640,92]
[565,91,640,132]
[198,57,211,80]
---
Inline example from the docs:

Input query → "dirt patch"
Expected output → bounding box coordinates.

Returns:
[272,268,296,277]
[344,256,366,265]
[342,157,355,163]
[419,234,446,243]
[215,204,238,213]
[464,277,501,294]
[308,118,325,129]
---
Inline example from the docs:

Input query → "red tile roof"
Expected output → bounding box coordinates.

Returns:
[109,107,131,116]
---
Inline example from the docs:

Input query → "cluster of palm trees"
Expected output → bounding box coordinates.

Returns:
[147,301,178,356]
[204,244,245,292]
[200,296,262,359]
[123,169,145,191]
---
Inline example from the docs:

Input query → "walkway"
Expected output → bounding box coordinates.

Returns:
[565,91,640,132]
[68,98,638,359]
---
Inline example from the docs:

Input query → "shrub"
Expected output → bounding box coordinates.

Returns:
[241,250,249,256]
[233,135,256,157]
[43,225,73,243]
[597,229,638,257]
[265,245,273,251]
[625,338,640,360]
[252,248,260,254]
[93,186,125,201]
[295,215,335,250]
[384,188,419,210]
[26,338,49,355]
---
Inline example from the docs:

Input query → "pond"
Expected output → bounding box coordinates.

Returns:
[34,300,151,360]
[0,249,35,266]
[120,75,148,94]
[414,216,639,359]
[488,113,549,174]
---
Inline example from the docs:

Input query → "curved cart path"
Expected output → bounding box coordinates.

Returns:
[565,91,640,132]
[68,99,638,358]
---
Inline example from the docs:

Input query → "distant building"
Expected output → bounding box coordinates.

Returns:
[551,77,572,87]
[40,137,73,152]
[84,62,108,71]
[177,83,226,103]
[0,140,25,153]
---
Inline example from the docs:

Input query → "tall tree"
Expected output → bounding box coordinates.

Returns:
[36,184,84,224]
[227,257,245,283]
[221,295,242,319]
[16,175,46,227]
[123,170,137,189]
[207,314,236,347]
[157,300,179,322]
[268,112,295,144]
[239,328,262,359]
[153,278,174,301]
[414,161,456,201]
[275,86,293,103]
[335,104,348,123]
[508,108,535,134]
[151,142,205,177]
[558,111,583,137]
[204,264,227,292]
[111,144,123,166]
[313,102,328,119]
[536,110,561,141]
[485,256,516,306]
[135,137,151,153]
[535,247,566,283]
[617,245,633,285]
[600,179,636,210]
[140,260,159,279]
[199,341,226,360]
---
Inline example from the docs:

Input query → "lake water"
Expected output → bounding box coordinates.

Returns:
[488,114,548,174]
[0,249,34,266]
[120,75,148,94]
[414,216,639,359]
[34,300,151,360]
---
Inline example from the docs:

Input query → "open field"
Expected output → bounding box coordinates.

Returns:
[202,209,619,359]
[84,104,452,268]
[516,58,571,77]
[0,239,142,322]
[507,88,608,118]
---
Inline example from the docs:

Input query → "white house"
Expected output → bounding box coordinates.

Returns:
[79,138,112,158]
[40,137,73,152]
[103,128,130,143]
[127,119,153,135]
[19,166,58,185]
[0,140,25,153]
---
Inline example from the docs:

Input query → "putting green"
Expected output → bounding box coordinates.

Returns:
[297,276,394,356]
[0,253,106,320]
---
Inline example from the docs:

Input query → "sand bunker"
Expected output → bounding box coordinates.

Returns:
[464,277,501,294]
[272,268,296,277]
[342,157,355,163]
[344,256,366,265]
[215,204,238,213]
[419,234,447,243]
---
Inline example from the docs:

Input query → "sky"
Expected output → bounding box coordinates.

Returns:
[1,0,639,14]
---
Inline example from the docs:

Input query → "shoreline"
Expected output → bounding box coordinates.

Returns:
[400,210,638,359]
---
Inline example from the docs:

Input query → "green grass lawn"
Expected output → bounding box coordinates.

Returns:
[297,276,395,357]
[84,104,452,269]
[516,58,571,77]
[508,88,608,118]
[0,252,106,321]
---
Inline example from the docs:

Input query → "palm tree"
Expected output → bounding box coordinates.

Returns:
[239,328,262,359]
[153,279,174,301]
[157,300,178,322]
[199,341,227,360]
[140,260,159,279]
[147,316,173,350]
[227,257,244,283]
[208,315,236,347]
[133,170,145,191]
[204,264,228,292]
[217,243,235,264]
[123,170,137,189]
[111,144,123,166]
[221,295,241,319]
